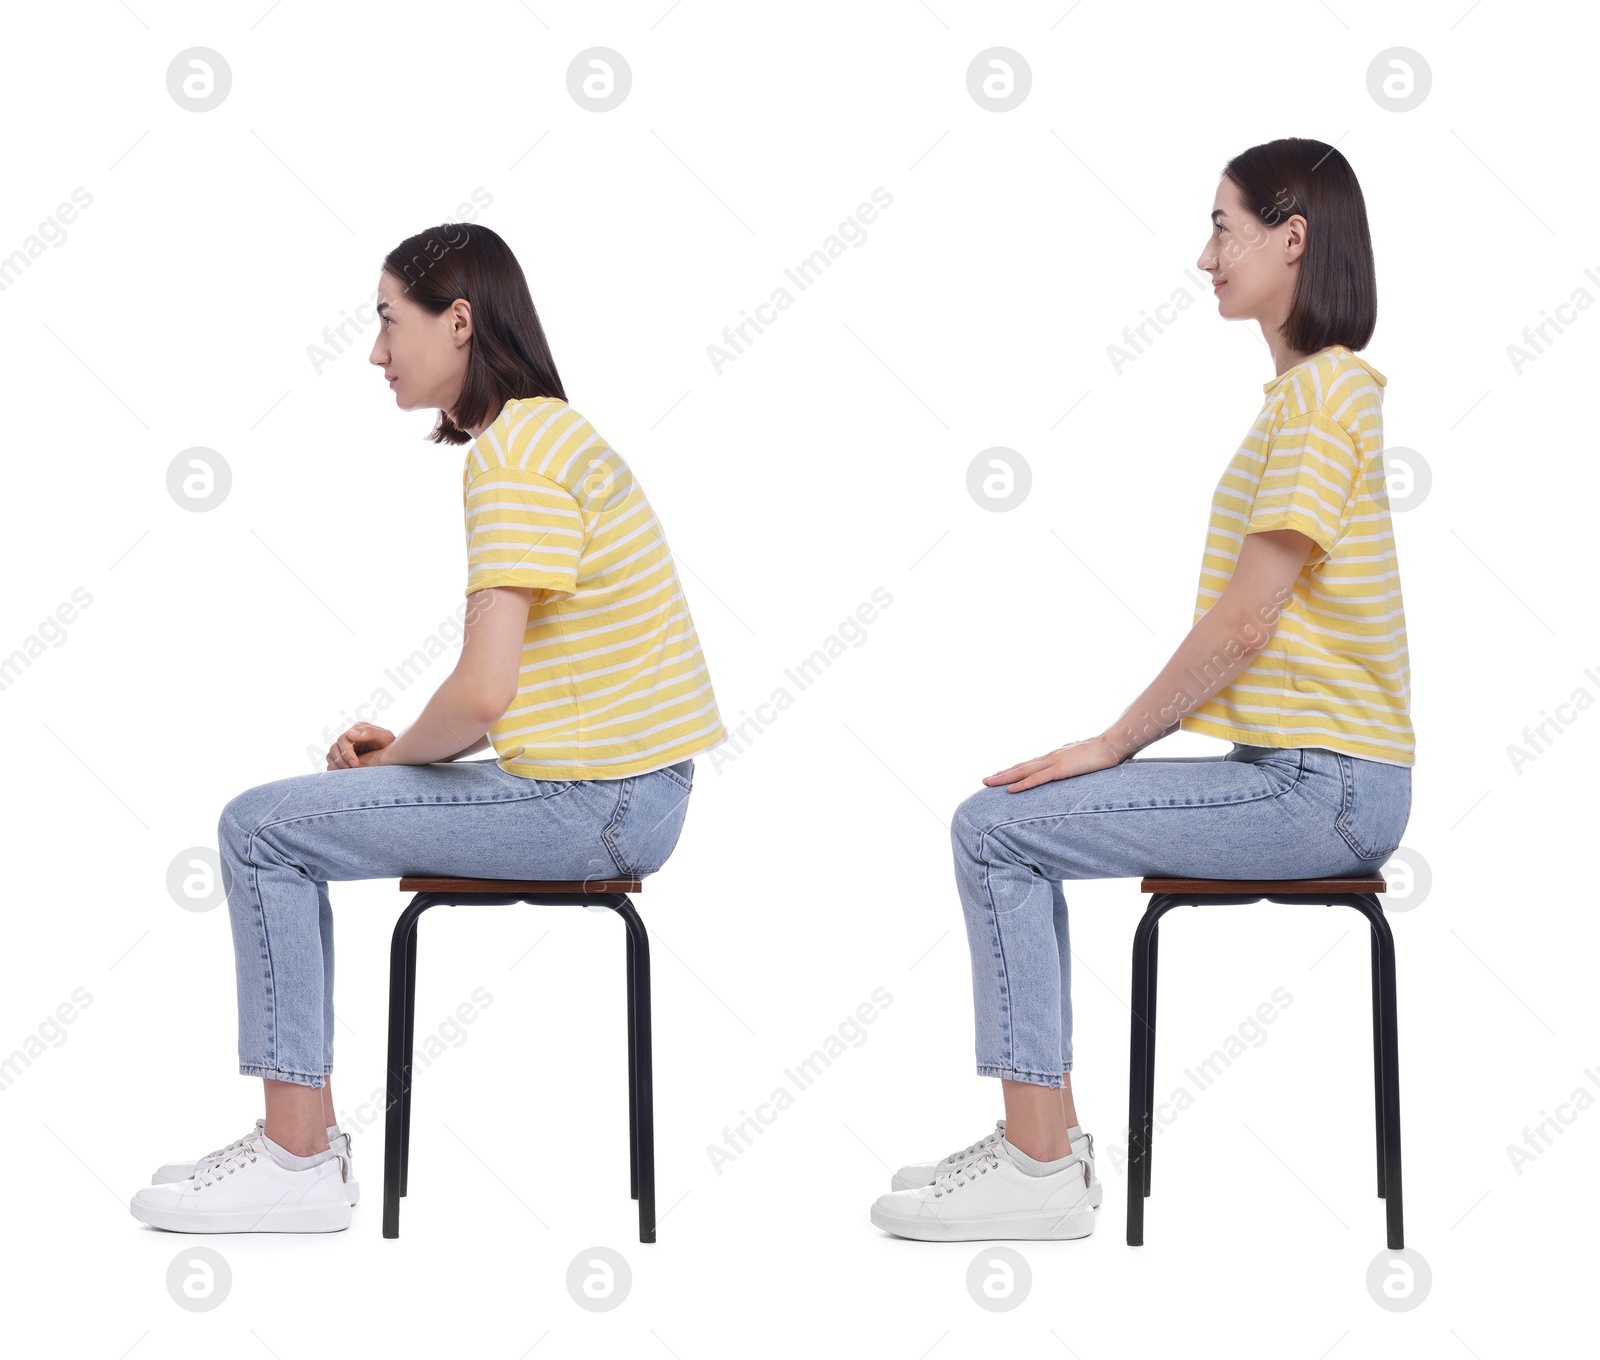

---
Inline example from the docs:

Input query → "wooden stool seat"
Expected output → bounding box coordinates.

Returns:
[1140,875,1385,895]
[399,875,642,894]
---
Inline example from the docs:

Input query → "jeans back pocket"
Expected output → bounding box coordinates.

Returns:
[1333,753,1412,863]
[658,759,695,794]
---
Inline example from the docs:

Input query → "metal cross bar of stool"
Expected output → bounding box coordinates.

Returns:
[382,875,656,1244]
[1124,875,1403,1249]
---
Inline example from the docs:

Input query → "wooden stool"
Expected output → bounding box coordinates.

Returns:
[1126,875,1403,1248]
[382,876,656,1243]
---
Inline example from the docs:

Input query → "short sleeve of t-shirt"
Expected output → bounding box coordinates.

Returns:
[1246,408,1362,561]
[463,463,585,603]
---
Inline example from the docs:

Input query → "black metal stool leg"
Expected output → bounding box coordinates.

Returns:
[1143,916,1160,1199]
[1127,896,1183,1245]
[384,895,436,1239]
[1351,893,1403,1248]
[615,896,656,1243]
[1126,900,1158,1245]
[1369,914,1386,1199]
[400,915,419,1197]
[1369,896,1404,1248]
[627,925,639,1202]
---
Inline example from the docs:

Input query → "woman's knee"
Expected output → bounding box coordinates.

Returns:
[950,787,984,841]
[950,785,1014,858]
[220,780,270,839]
[216,780,302,886]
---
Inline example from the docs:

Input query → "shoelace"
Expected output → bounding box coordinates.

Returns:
[931,1147,1003,1196]
[930,1146,1091,1198]
[190,1137,350,1191]
[193,1124,349,1173]
[195,1123,263,1170]
[941,1125,1003,1169]
[192,1139,262,1190]
[930,1126,1097,1187]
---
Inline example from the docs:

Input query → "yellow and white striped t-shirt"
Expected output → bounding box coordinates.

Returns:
[462,396,728,780]
[1180,345,1415,767]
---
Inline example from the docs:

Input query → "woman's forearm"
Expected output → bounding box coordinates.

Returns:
[379,673,504,766]
[1099,598,1283,762]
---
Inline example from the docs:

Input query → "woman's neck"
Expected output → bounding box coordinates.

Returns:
[1269,338,1326,376]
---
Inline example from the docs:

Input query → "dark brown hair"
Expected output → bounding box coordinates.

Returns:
[1221,138,1377,353]
[380,222,567,445]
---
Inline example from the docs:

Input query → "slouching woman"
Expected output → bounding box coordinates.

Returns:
[131,223,727,1233]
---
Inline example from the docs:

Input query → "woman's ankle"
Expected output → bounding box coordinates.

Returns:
[1000,1077,1075,1161]
[263,1121,331,1157]
[263,1078,334,1156]
[1008,1133,1075,1162]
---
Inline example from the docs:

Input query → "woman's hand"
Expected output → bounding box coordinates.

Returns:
[983,734,1126,793]
[327,722,395,771]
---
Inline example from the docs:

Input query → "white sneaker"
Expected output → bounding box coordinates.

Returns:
[131,1132,352,1233]
[891,1119,1102,1208]
[153,1120,360,1205]
[871,1135,1095,1242]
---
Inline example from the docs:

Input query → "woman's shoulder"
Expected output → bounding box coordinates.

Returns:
[497,398,641,501]
[501,396,599,460]
[1266,346,1385,433]
[502,394,575,425]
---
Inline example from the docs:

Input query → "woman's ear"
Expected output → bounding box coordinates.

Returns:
[1282,215,1309,265]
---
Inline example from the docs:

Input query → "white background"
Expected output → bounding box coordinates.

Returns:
[0,1,1592,1355]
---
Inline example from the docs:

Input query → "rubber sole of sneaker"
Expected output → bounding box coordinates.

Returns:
[891,1169,1102,1208]
[131,1199,352,1233]
[870,1200,1095,1242]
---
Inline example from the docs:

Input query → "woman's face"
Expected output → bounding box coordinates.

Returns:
[1196,175,1305,325]
[368,271,472,417]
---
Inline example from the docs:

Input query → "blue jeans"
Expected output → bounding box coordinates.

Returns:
[217,757,695,1088]
[950,743,1412,1087]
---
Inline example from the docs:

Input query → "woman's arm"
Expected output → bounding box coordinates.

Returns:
[1099,526,1312,758]
[366,586,534,767]
[987,529,1316,791]
[439,732,494,762]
